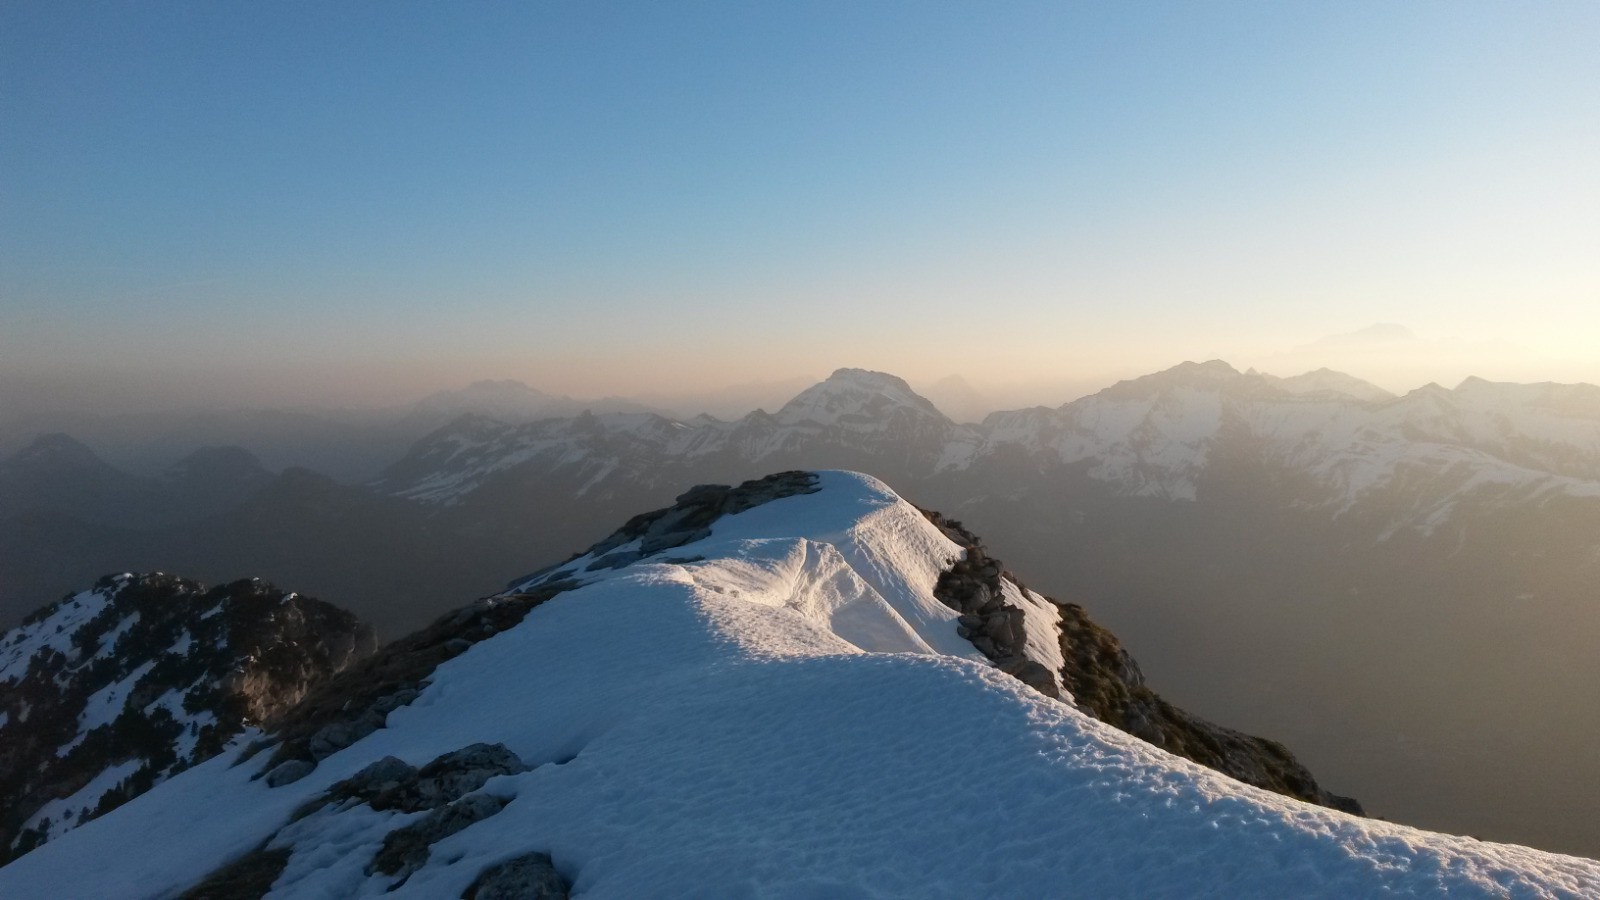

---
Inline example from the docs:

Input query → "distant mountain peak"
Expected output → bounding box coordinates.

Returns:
[6,433,103,468]
[1095,359,1249,401]
[824,367,916,389]
[1300,322,1420,350]
[775,368,948,425]
[1259,368,1395,403]
[166,445,269,479]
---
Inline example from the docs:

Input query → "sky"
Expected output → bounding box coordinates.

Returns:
[2,1,1598,414]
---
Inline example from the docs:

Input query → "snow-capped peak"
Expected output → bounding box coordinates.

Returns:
[774,368,950,426]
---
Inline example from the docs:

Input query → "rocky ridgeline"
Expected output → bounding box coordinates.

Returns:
[570,469,821,571]
[183,742,569,899]
[920,508,1362,814]
[257,471,821,785]
[0,574,376,861]
[924,510,1061,699]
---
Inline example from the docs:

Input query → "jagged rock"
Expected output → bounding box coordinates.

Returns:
[370,689,420,716]
[263,582,577,774]
[553,472,821,576]
[0,573,375,860]
[301,743,527,818]
[264,759,314,788]
[465,851,570,900]
[407,743,527,810]
[920,506,1361,814]
[347,756,417,794]
[639,527,711,554]
[368,793,509,879]
[177,845,292,900]
[307,714,382,762]
[998,658,1060,699]
[586,549,645,571]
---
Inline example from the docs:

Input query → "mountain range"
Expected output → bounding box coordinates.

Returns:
[5,472,1596,897]
[4,361,1599,856]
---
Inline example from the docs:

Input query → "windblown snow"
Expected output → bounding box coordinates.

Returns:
[3,472,1596,898]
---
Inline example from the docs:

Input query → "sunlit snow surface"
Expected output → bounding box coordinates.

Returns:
[3,472,1597,898]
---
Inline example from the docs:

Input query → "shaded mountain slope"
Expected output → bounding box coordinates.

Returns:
[0,574,376,861]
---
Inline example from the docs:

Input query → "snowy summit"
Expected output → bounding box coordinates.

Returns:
[1,471,1597,898]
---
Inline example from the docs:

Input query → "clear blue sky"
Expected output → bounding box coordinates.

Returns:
[3,1,1597,409]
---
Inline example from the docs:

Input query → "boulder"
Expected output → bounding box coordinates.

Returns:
[465,851,570,900]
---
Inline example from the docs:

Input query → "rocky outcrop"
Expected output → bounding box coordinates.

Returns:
[465,852,570,900]
[187,742,533,897]
[294,743,527,821]
[0,574,376,862]
[177,845,291,900]
[369,793,510,880]
[536,470,820,579]
[920,508,1362,814]
[256,575,578,781]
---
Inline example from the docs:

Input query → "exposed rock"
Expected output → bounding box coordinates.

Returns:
[570,471,820,573]
[0,573,376,861]
[340,755,417,797]
[1052,599,1363,815]
[261,582,577,776]
[465,851,571,900]
[997,657,1059,698]
[407,743,526,810]
[177,845,292,900]
[307,715,382,762]
[368,793,509,880]
[295,743,526,820]
[919,507,1361,814]
[261,475,816,781]
[264,759,314,788]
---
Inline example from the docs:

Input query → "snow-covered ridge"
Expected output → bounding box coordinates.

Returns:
[0,574,376,860]
[375,362,1600,532]
[4,472,1596,898]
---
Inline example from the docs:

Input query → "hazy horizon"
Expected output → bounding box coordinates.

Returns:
[4,320,1597,424]
[4,4,1597,417]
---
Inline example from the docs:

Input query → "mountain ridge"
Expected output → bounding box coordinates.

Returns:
[3,471,1593,898]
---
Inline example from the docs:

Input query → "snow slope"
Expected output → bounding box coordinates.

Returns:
[4,472,1596,898]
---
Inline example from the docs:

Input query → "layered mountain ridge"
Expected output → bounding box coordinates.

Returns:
[8,361,1600,855]
[378,361,1600,519]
